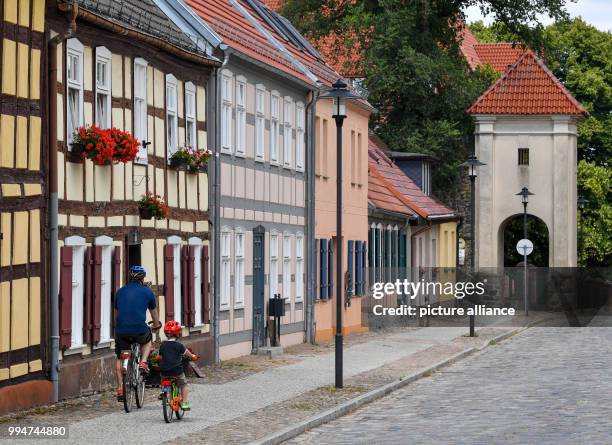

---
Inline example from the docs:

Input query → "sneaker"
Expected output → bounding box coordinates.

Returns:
[181,402,191,411]
[138,362,150,373]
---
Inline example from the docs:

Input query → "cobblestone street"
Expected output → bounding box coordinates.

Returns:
[287,327,612,445]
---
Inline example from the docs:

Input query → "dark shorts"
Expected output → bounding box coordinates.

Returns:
[115,330,152,358]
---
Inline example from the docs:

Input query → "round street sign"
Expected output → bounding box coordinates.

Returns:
[516,239,533,256]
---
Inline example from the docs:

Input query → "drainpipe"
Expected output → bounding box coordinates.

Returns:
[305,85,320,344]
[213,45,231,363]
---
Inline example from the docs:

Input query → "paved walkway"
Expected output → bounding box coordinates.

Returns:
[32,327,470,444]
[287,327,612,445]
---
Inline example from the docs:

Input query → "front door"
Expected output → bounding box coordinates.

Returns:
[252,226,266,349]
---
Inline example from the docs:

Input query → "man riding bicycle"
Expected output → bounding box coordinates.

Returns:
[114,266,161,401]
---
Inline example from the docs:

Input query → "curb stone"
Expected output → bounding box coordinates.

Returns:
[249,325,530,445]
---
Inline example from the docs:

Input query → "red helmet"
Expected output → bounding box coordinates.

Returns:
[164,320,181,336]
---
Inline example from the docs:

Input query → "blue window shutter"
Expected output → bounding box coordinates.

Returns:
[355,241,361,295]
[314,238,319,299]
[328,239,334,298]
[347,240,354,296]
[320,239,328,300]
[362,240,367,293]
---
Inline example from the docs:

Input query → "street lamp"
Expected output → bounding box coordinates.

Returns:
[460,154,485,337]
[516,187,534,316]
[319,79,359,388]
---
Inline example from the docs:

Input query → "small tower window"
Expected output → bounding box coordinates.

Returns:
[518,148,529,166]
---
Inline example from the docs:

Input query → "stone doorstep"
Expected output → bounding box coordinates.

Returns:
[254,346,284,358]
[249,326,530,445]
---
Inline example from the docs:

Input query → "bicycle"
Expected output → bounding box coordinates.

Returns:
[160,354,199,423]
[119,322,160,413]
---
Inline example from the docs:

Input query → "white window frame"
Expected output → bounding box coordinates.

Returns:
[65,236,86,349]
[295,233,304,302]
[133,57,148,164]
[188,237,204,327]
[270,231,279,298]
[167,236,182,324]
[220,228,231,309]
[283,96,293,168]
[66,38,84,146]
[296,102,305,171]
[234,229,245,308]
[94,235,113,343]
[221,70,233,153]
[235,76,247,157]
[270,91,280,164]
[255,84,265,161]
[95,47,111,129]
[166,74,179,159]
[185,82,197,149]
[283,233,292,300]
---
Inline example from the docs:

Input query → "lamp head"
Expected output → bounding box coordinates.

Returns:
[319,78,359,119]
[578,196,589,210]
[516,187,534,205]
[460,154,486,179]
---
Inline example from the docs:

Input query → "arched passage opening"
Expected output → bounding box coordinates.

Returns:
[500,214,550,267]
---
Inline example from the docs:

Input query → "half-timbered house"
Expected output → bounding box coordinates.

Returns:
[47,0,219,399]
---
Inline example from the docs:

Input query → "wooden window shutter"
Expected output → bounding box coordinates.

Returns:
[181,245,190,326]
[347,240,354,296]
[59,246,73,349]
[187,246,196,327]
[164,244,175,321]
[320,239,327,300]
[112,246,121,331]
[202,245,210,324]
[328,239,334,298]
[313,239,318,299]
[91,246,103,344]
[84,247,93,344]
[355,241,361,296]
[361,240,367,294]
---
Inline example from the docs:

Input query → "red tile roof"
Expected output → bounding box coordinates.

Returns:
[468,50,588,116]
[368,137,455,219]
[185,0,313,84]
[473,43,526,73]
[459,25,482,70]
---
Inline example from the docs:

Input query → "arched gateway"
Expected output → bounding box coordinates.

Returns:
[467,50,588,268]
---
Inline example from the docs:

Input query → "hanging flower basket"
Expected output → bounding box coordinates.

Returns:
[72,125,116,165]
[169,146,211,173]
[138,193,170,220]
[169,157,187,170]
[109,128,141,163]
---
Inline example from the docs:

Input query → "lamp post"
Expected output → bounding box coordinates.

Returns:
[577,196,588,264]
[460,154,485,337]
[319,79,359,388]
[516,187,534,316]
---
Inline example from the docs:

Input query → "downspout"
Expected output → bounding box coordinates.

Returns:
[48,6,77,403]
[213,45,231,363]
[305,85,320,344]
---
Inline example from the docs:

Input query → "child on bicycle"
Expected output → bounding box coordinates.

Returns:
[159,321,198,410]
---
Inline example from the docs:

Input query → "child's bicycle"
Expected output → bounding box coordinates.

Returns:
[160,354,199,423]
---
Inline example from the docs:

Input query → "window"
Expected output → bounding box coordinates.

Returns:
[296,102,305,171]
[255,85,265,161]
[283,233,292,299]
[296,234,304,301]
[221,229,231,309]
[133,58,148,164]
[235,77,246,156]
[234,230,245,308]
[270,232,279,298]
[315,116,321,175]
[422,163,431,195]
[185,82,197,148]
[283,97,293,168]
[221,71,233,152]
[166,74,178,158]
[66,38,84,145]
[95,47,111,129]
[188,237,204,326]
[518,148,529,166]
[95,236,113,343]
[350,130,356,185]
[270,91,280,163]
[357,132,363,185]
[322,119,329,176]
[167,236,182,324]
[65,236,86,348]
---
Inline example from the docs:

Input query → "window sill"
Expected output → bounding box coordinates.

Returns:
[234,151,246,159]
[189,325,207,334]
[64,344,87,356]
[255,156,265,163]
[283,164,292,170]
[233,303,245,310]
[220,305,230,312]
[93,339,114,350]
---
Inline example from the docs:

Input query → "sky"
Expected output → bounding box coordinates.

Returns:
[465,0,612,32]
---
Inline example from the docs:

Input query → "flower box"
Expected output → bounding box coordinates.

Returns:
[169,157,187,170]
[138,193,170,220]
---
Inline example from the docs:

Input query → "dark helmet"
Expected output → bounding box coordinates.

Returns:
[129,266,146,282]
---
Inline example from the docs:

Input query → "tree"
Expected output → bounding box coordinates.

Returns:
[280,0,569,201]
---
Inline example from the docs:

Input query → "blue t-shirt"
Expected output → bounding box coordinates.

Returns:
[115,282,156,335]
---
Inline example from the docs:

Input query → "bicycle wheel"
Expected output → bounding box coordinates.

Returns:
[123,357,135,413]
[162,392,174,423]
[135,370,145,408]
[173,386,184,420]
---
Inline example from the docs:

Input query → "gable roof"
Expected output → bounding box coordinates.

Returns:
[368,136,455,220]
[468,50,588,116]
[473,43,526,73]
